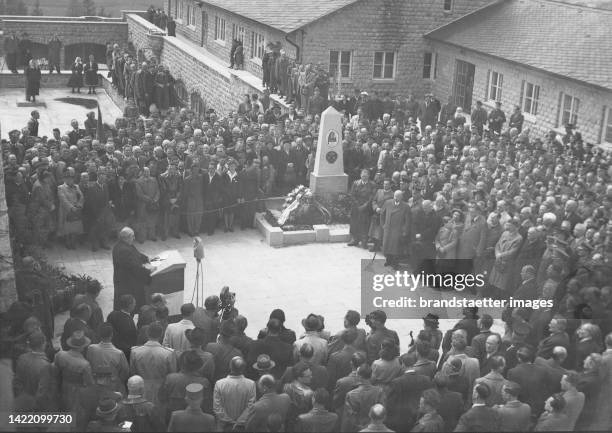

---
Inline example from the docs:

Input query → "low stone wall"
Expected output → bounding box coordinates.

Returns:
[255,213,350,247]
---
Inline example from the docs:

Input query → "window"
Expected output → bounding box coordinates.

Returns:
[250,31,265,59]
[558,92,580,127]
[214,16,226,41]
[423,52,437,79]
[329,50,352,79]
[232,23,245,43]
[187,5,195,27]
[602,107,612,144]
[444,0,453,11]
[486,70,503,101]
[373,51,395,79]
[520,81,540,115]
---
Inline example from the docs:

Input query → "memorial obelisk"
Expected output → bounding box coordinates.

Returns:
[309,106,348,197]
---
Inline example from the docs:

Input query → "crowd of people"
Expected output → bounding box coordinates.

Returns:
[2,36,612,431]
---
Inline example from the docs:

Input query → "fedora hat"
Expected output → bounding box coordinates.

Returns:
[66,330,91,350]
[253,354,275,372]
[301,314,321,331]
[96,398,119,417]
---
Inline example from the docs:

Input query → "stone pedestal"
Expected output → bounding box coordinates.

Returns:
[309,106,348,197]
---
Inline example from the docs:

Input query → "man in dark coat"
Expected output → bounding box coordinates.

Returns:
[385,354,433,432]
[239,159,260,229]
[348,169,376,248]
[411,199,441,273]
[247,318,293,380]
[47,35,62,74]
[488,101,506,135]
[439,95,457,125]
[202,162,223,235]
[471,100,488,136]
[455,383,500,431]
[84,171,113,251]
[507,346,552,418]
[381,190,411,269]
[166,15,176,36]
[4,32,19,73]
[24,60,41,102]
[106,294,138,360]
[419,93,441,129]
[112,226,152,311]
[135,62,151,115]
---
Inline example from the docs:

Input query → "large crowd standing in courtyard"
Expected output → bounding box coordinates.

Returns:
[1,38,612,432]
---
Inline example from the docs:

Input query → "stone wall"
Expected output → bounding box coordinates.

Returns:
[127,13,290,115]
[0,123,16,313]
[166,0,494,97]
[0,16,128,66]
[428,40,612,144]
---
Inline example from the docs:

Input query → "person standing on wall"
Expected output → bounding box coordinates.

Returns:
[24,59,41,103]
[84,54,99,95]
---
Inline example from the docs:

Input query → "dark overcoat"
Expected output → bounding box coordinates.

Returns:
[349,180,376,238]
[381,199,411,255]
[112,240,151,310]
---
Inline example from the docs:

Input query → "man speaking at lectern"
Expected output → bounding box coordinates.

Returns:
[113,226,153,311]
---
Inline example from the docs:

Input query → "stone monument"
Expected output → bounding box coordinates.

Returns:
[309,106,348,197]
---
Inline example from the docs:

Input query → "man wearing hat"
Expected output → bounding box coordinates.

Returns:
[294,314,328,365]
[167,383,216,432]
[488,101,506,135]
[159,350,211,422]
[248,318,293,379]
[54,330,94,412]
[364,310,399,364]
[85,398,124,432]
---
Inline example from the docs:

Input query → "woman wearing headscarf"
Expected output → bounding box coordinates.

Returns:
[68,56,83,93]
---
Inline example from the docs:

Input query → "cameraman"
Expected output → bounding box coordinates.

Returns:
[365,310,400,364]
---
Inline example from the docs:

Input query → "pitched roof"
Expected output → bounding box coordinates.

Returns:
[199,0,362,33]
[425,0,612,90]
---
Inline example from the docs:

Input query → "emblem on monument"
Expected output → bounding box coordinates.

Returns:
[327,130,339,147]
[326,151,338,164]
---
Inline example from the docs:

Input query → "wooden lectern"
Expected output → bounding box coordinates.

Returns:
[148,250,186,316]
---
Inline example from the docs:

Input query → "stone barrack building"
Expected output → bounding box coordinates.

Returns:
[424,0,612,145]
[166,0,494,95]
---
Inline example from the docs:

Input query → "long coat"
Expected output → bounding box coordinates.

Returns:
[83,61,98,86]
[112,240,151,310]
[381,199,411,255]
[489,231,523,293]
[47,38,62,64]
[368,188,394,240]
[457,214,486,259]
[57,183,84,236]
[67,62,83,88]
[25,66,41,97]
[154,70,171,110]
[349,180,376,238]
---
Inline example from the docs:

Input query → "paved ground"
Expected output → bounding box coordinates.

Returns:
[0,88,122,138]
[47,228,504,352]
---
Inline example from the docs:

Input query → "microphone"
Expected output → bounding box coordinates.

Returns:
[193,237,204,262]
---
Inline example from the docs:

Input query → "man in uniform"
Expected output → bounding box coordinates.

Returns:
[167,383,216,432]
[348,168,376,248]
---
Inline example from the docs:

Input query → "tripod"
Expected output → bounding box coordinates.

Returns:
[190,258,205,307]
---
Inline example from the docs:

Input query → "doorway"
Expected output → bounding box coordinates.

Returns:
[452,59,475,110]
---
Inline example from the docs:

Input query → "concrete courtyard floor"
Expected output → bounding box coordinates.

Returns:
[0,88,122,137]
[47,229,504,352]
